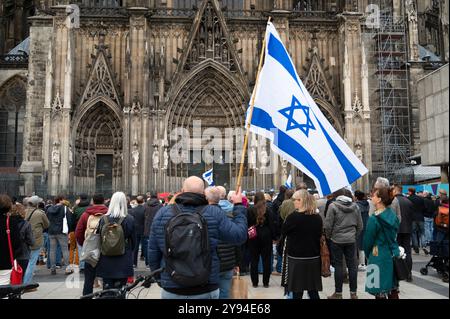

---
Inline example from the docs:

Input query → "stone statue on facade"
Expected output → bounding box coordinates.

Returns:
[69,144,73,169]
[132,142,139,173]
[355,143,364,162]
[51,141,60,168]
[260,145,270,169]
[162,147,169,170]
[152,145,160,171]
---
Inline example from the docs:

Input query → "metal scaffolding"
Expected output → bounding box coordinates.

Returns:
[365,1,413,184]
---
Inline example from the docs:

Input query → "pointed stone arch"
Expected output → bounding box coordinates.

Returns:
[304,51,344,136]
[0,75,27,168]
[170,0,247,94]
[78,35,122,111]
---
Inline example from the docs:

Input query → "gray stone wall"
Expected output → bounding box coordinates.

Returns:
[418,64,449,166]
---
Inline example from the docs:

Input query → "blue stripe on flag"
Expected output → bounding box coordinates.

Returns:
[312,113,362,185]
[267,34,302,92]
[251,107,331,195]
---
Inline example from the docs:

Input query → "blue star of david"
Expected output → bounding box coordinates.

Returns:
[279,95,316,137]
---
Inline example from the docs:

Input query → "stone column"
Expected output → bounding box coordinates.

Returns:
[122,107,131,193]
[60,24,73,193]
[42,43,53,176]
[406,0,420,62]
[141,108,149,193]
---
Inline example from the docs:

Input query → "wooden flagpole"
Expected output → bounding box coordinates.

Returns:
[235,17,271,192]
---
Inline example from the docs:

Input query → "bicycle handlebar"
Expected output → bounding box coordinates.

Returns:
[0,283,39,299]
[80,268,164,299]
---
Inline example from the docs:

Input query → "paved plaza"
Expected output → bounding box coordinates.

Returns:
[22,252,448,300]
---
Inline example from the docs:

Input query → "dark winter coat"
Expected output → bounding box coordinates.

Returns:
[408,194,426,222]
[130,204,145,236]
[148,192,247,295]
[13,217,35,260]
[216,200,241,273]
[144,199,163,237]
[46,204,73,235]
[0,214,21,270]
[356,200,370,249]
[394,194,414,234]
[95,214,136,279]
[247,206,278,244]
[423,197,437,218]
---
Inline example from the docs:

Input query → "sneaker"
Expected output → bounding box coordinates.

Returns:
[413,247,419,254]
[51,269,56,275]
[24,287,38,293]
[55,265,62,269]
[65,269,74,275]
[423,248,429,255]
[350,292,358,300]
[327,292,343,299]
[263,284,269,288]
[252,284,258,288]
[271,271,282,276]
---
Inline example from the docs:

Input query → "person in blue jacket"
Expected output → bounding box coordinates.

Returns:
[148,176,248,299]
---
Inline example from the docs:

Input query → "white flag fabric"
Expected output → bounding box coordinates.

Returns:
[285,174,292,189]
[247,22,368,196]
[202,168,215,186]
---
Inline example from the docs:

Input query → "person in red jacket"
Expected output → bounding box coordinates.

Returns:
[75,193,108,296]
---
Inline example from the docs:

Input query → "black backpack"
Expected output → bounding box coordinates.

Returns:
[164,204,211,287]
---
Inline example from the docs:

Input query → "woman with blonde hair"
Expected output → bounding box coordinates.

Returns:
[281,190,323,299]
[95,192,136,292]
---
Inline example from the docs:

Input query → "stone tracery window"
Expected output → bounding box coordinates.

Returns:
[0,76,26,168]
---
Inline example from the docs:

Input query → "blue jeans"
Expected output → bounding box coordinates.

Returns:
[412,221,425,249]
[276,254,282,273]
[219,270,234,299]
[258,254,274,273]
[77,244,85,270]
[45,233,62,268]
[141,236,149,266]
[162,288,220,299]
[23,248,41,284]
[424,217,434,246]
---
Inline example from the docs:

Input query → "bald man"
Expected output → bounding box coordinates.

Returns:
[148,176,248,299]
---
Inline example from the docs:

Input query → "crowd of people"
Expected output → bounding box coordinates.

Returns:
[0,175,448,299]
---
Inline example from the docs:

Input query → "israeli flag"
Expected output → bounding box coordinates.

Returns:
[202,168,215,186]
[248,22,368,196]
[285,174,293,189]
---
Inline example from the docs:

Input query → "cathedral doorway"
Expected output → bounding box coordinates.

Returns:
[167,62,248,190]
[73,100,122,195]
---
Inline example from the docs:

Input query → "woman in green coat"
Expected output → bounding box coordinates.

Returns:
[364,187,400,299]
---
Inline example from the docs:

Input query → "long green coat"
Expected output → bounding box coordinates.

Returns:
[364,207,400,295]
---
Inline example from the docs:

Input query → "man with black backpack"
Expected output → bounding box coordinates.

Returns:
[148,176,248,299]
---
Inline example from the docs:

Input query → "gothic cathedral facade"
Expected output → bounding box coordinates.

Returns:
[1,0,448,197]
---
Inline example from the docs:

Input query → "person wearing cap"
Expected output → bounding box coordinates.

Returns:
[23,195,49,285]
